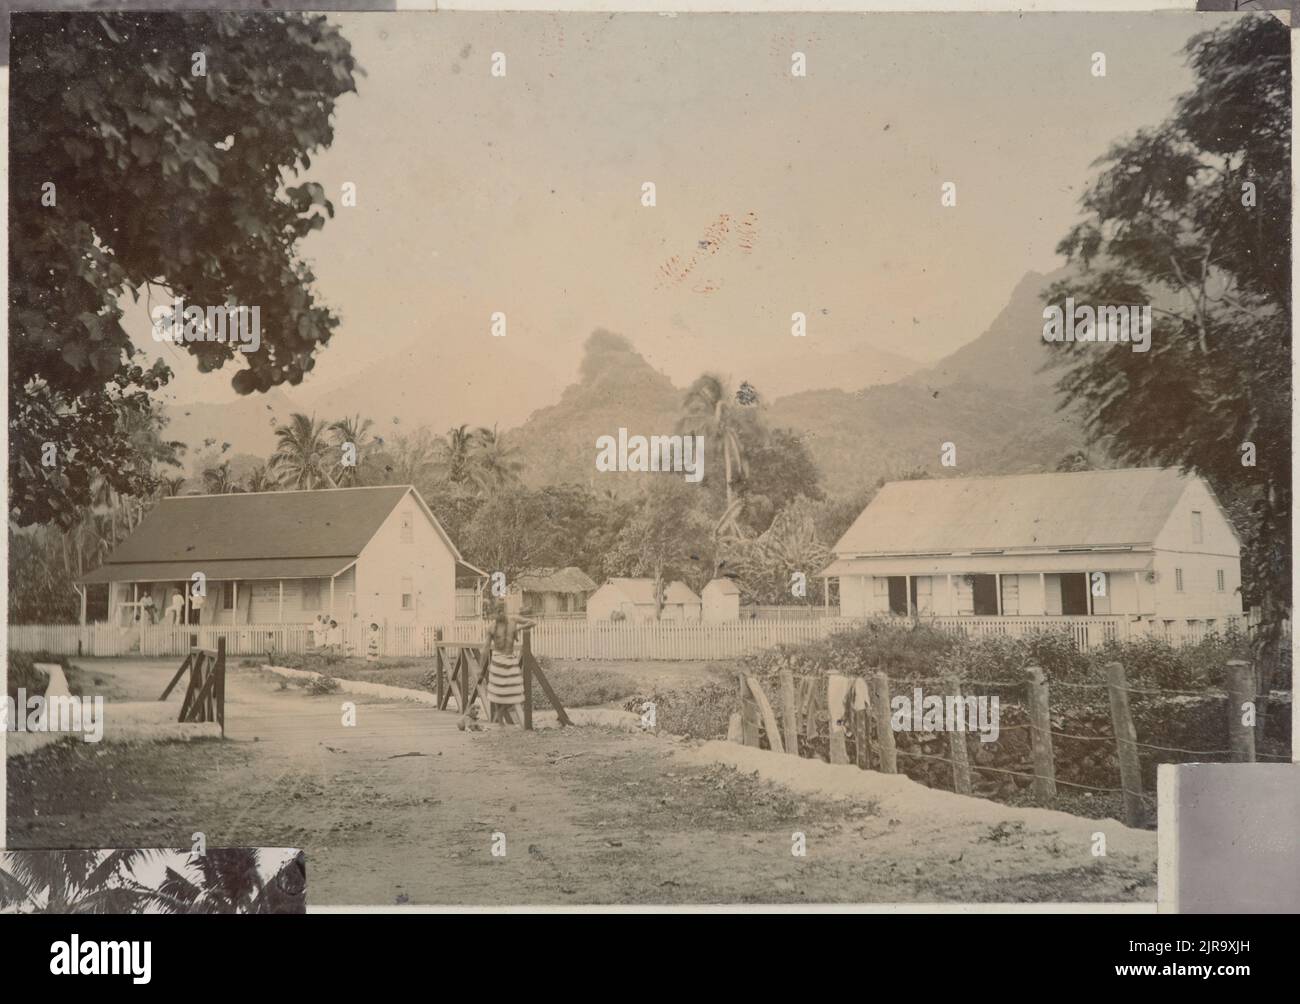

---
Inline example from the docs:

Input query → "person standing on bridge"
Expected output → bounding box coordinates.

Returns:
[485,603,535,725]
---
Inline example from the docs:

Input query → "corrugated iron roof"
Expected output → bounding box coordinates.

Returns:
[81,556,355,585]
[832,468,1196,556]
[79,485,457,583]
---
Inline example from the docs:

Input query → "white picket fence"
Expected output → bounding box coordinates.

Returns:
[5,612,1251,661]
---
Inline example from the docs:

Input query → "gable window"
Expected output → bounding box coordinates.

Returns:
[401,577,414,611]
[222,581,236,610]
[302,579,322,611]
[1175,568,1184,592]
[1217,569,1225,592]
[1191,510,1203,545]
[400,510,414,544]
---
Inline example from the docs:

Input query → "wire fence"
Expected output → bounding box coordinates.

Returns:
[734,659,1290,827]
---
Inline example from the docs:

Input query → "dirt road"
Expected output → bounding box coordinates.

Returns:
[8,660,1156,905]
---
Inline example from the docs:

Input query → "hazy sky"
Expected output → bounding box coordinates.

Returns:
[126,11,1231,420]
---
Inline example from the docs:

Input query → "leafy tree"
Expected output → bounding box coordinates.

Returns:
[604,480,713,616]
[7,529,80,624]
[1044,15,1290,678]
[461,484,629,582]
[8,12,359,527]
[734,426,823,533]
[731,496,831,605]
[372,427,440,487]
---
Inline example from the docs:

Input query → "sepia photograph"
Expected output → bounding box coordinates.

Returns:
[3,5,1293,920]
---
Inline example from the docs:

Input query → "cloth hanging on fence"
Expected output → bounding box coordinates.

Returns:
[488,651,525,706]
[826,673,851,731]
[852,677,871,712]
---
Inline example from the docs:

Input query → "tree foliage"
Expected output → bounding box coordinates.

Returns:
[1044,15,1290,628]
[9,12,359,526]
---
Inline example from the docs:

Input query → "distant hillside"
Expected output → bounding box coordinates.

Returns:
[505,330,683,491]
[771,266,1090,494]
[153,271,1092,497]
[903,268,1070,391]
[742,340,921,398]
[160,387,300,473]
[503,271,1090,496]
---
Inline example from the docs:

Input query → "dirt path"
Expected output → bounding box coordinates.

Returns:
[7,660,1156,905]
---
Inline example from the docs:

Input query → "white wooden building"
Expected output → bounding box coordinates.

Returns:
[79,485,486,632]
[586,578,702,622]
[822,468,1244,632]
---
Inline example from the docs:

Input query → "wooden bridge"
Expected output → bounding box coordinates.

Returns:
[432,630,570,729]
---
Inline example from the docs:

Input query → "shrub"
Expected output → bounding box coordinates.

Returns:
[304,674,341,696]
[6,651,71,701]
[741,618,961,684]
[532,659,638,710]
[624,679,736,739]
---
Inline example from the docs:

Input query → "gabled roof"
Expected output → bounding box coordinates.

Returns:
[833,468,1198,557]
[81,485,460,584]
[704,578,741,596]
[514,566,598,594]
[600,577,701,606]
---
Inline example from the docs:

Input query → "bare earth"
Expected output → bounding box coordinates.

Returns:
[7,659,1156,905]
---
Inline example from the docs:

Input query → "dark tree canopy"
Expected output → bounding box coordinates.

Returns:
[9,12,359,526]
[1045,14,1290,618]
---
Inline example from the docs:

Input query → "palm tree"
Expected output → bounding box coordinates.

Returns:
[678,373,751,524]
[201,461,238,495]
[467,423,522,494]
[269,413,338,490]
[242,464,274,494]
[0,850,155,914]
[330,414,374,487]
[158,475,188,498]
[441,424,477,485]
[147,849,306,914]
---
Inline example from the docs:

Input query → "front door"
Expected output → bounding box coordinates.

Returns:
[1059,572,1089,615]
[887,576,908,616]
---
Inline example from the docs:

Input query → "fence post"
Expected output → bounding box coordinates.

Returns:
[1105,661,1146,827]
[1226,659,1256,763]
[434,629,445,709]
[827,673,850,764]
[853,678,869,770]
[944,675,972,795]
[521,630,534,731]
[871,671,897,774]
[737,674,760,747]
[800,677,818,753]
[1026,666,1057,798]
[780,669,799,756]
